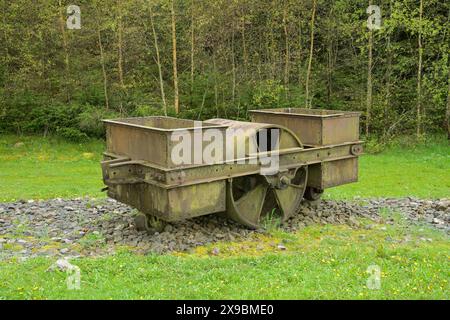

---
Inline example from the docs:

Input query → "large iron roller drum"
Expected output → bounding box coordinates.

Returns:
[206,118,308,228]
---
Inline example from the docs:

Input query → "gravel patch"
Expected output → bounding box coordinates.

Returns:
[0,197,448,260]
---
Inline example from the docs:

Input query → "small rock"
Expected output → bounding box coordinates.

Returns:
[114,224,125,231]
[436,200,450,211]
[256,244,265,251]
[163,224,173,233]
[47,258,76,272]
[211,247,220,255]
[321,211,331,218]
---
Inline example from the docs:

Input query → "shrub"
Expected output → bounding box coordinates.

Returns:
[251,80,286,109]
[133,105,166,117]
[78,105,120,138]
[25,104,83,135]
[56,127,89,142]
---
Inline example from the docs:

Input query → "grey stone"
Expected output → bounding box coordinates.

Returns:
[163,224,173,233]
[0,196,447,259]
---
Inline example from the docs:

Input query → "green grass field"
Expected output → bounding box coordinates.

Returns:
[0,134,449,299]
[0,135,105,201]
[1,134,449,201]
[1,221,449,300]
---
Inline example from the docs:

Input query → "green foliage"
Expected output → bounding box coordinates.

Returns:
[251,80,287,109]
[0,0,449,140]
[56,127,89,142]
[261,208,282,231]
[78,105,120,138]
[132,105,166,117]
[27,104,83,134]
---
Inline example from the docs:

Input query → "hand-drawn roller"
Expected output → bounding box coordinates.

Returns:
[101,108,363,229]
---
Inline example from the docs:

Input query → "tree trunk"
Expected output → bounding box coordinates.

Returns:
[416,0,423,137]
[231,21,236,104]
[2,0,9,96]
[241,7,248,76]
[58,0,71,102]
[283,6,290,98]
[326,9,334,105]
[213,49,219,117]
[446,6,450,140]
[190,0,195,107]
[97,27,110,111]
[149,5,167,115]
[305,0,316,108]
[326,41,333,104]
[366,0,373,137]
[383,0,393,137]
[298,18,303,89]
[117,0,125,114]
[269,24,276,79]
[171,0,180,114]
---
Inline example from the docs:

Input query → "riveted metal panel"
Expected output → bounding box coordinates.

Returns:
[307,157,358,189]
[107,180,225,222]
[104,116,228,168]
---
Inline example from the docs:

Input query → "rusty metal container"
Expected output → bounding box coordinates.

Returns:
[306,157,359,189]
[249,108,362,190]
[249,108,360,146]
[102,116,229,221]
[101,112,363,229]
[103,116,228,168]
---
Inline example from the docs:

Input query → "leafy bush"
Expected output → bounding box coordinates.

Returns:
[251,80,286,109]
[0,92,49,134]
[133,105,166,117]
[56,127,88,142]
[78,105,120,138]
[25,104,83,135]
